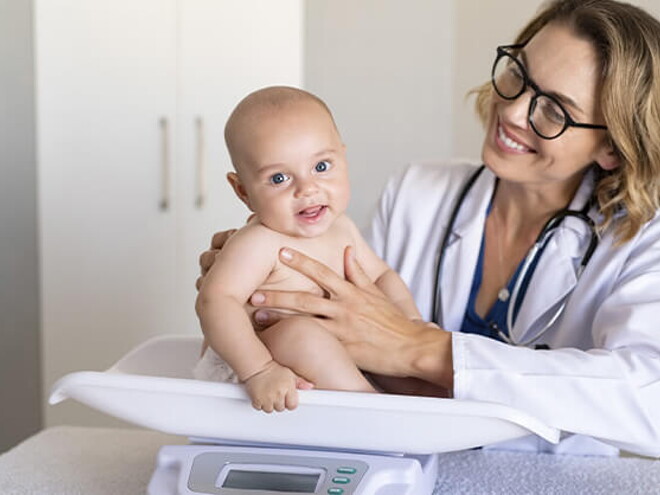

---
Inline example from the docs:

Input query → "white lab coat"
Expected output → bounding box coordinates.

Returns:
[366,160,660,457]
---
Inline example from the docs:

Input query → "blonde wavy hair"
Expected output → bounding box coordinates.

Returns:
[473,0,660,243]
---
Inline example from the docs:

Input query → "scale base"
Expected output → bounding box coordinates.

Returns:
[148,444,439,495]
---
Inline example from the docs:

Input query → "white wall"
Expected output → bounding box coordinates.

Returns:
[304,0,454,229]
[453,0,545,159]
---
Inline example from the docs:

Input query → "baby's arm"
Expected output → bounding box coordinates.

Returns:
[195,225,300,411]
[345,219,421,319]
[373,269,422,320]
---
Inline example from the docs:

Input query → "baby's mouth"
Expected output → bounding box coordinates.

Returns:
[298,205,327,219]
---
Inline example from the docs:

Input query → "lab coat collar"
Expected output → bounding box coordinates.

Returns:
[511,168,597,345]
[568,166,596,212]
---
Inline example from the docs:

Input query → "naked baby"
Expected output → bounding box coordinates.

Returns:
[195,86,420,412]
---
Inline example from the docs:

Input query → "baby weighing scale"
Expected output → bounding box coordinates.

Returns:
[50,335,560,494]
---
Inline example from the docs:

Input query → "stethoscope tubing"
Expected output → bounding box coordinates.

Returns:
[501,209,597,346]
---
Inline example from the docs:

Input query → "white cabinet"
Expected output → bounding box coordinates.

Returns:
[174,0,303,334]
[36,0,302,426]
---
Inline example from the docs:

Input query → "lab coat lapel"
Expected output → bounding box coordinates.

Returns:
[440,169,496,331]
[509,230,579,344]
[510,171,597,345]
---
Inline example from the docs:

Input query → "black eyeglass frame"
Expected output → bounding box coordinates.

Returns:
[492,43,608,140]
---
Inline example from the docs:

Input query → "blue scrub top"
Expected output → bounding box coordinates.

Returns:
[460,216,543,341]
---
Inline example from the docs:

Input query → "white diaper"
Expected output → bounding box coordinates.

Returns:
[192,348,240,384]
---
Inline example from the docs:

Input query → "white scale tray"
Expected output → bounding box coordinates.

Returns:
[50,335,559,454]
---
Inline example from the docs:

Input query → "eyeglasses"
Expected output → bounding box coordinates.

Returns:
[491,44,608,140]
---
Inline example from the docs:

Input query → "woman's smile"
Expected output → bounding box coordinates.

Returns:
[496,122,535,154]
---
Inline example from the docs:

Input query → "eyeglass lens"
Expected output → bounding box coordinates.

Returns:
[492,53,568,139]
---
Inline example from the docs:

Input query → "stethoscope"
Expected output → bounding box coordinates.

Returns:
[432,165,599,347]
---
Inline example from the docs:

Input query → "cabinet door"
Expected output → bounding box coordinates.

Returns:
[36,0,179,426]
[175,0,303,333]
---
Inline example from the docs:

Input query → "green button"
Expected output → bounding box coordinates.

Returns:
[337,467,357,474]
[328,489,344,495]
[332,476,351,484]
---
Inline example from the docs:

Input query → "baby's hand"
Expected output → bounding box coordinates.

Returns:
[243,361,305,413]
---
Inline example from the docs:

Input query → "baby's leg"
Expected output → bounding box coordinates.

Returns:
[259,316,375,393]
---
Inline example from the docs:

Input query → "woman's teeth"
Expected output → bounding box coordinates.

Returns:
[498,125,527,151]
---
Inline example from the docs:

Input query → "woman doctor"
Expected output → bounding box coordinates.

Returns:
[198,0,660,457]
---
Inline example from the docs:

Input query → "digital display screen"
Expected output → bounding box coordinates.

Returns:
[221,470,320,492]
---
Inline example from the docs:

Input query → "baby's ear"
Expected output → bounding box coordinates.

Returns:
[594,138,621,171]
[227,172,253,210]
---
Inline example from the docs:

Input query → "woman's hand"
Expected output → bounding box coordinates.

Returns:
[250,247,454,389]
[196,229,237,291]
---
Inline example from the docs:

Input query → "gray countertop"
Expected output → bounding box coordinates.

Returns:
[1,426,658,494]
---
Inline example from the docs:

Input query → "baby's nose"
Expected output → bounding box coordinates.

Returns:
[294,178,319,197]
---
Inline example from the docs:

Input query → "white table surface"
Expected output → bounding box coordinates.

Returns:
[1,426,659,494]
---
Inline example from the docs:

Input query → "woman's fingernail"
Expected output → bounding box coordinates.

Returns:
[280,248,293,261]
[251,292,265,304]
[254,310,269,324]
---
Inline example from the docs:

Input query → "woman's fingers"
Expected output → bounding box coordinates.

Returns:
[278,247,352,296]
[196,228,238,291]
[250,290,339,319]
[253,309,295,328]
[199,250,218,274]
[251,247,386,331]
[343,246,375,289]
[210,229,236,250]
[197,249,219,290]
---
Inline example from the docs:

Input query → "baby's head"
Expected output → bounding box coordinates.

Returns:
[225,86,350,238]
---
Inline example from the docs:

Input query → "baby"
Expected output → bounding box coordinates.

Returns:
[194,86,421,412]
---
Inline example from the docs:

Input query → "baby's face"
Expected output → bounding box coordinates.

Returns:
[233,101,350,238]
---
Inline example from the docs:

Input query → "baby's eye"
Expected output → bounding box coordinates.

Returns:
[269,172,290,185]
[314,161,332,173]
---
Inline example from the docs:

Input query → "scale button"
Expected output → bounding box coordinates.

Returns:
[327,489,344,495]
[336,467,357,474]
[332,476,351,484]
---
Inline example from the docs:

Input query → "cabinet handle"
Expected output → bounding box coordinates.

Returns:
[195,117,207,209]
[159,117,171,211]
